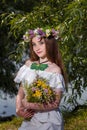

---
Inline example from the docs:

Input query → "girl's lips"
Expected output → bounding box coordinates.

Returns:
[37,51,42,54]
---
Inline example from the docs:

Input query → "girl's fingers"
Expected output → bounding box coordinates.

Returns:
[24,114,33,118]
[23,110,35,118]
[27,109,35,114]
[18,108,35,118]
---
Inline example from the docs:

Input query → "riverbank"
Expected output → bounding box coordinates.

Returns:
[0,108,87,130]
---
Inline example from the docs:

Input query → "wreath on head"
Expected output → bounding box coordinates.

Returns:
[23,28,60,43]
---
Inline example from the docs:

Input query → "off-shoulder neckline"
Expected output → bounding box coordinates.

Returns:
[24,64,63,77]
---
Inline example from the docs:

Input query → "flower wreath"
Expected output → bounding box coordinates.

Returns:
[23,28,60,43]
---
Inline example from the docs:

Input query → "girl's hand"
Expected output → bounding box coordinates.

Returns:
[22,90,62,111]
[22,98,30,108]
[16,107,35,119]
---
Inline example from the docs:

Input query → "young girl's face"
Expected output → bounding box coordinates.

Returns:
[32,37,47,59]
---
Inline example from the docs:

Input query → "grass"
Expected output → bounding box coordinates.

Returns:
[0,108,87,130]
[64,108,87,130]
[0,117,23,130]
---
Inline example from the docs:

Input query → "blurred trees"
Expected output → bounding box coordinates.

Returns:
[0,0,87,108]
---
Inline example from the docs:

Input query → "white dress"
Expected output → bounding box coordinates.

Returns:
[14,64,65,130]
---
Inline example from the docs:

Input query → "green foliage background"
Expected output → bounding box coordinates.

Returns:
[0,0,87,108]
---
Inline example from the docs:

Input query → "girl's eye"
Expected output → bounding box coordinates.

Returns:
[40,41,44,44]
[32,43,36,46]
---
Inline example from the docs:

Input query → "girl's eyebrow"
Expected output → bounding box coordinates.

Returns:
[32,41,41,44]
[32,42,36,44]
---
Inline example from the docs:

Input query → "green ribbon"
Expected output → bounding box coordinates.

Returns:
[30,63,48,71]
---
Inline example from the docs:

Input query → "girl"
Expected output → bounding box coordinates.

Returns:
[14,28,66,130]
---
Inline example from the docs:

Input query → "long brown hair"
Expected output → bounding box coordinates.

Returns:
[29,37,67,85]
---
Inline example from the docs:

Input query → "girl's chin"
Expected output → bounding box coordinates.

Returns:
[36,53,46,58]
[37,54,45,58]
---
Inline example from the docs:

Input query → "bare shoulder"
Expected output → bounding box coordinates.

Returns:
[49,63,62,74]
[25,59,38,67]
[25,59,32,67]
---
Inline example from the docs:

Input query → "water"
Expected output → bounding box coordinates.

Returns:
[0,91,16,117]
[0,88,87,117]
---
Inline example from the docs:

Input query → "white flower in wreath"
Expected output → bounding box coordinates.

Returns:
[34,29,39,35]
[46,29,51,37]
[23,31,29,42]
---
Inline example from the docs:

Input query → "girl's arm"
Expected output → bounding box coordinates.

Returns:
[22,89,62,111]
[16,85,35,118]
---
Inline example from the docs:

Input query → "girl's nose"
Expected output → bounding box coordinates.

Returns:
[36,45,40,51]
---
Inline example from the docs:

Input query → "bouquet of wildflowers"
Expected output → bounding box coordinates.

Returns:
[24,76,56,104]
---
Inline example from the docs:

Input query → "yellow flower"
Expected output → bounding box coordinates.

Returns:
[33,90,42,98]
[37,80,47,87]
[37,80,42,85]
[25,77,56,103]
[42,84,47,88]
[48,89,52,94]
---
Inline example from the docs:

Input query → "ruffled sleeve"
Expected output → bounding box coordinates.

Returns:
[55,73,65,92]
[14,65,28,84]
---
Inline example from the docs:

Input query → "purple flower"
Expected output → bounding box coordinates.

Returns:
[29,30,34,35]
[52,29,59,36]
[29,30,34,38]
[32,87,36,92]
[51,29,59,39]
[38,29,46,37]
[44,89,48,93]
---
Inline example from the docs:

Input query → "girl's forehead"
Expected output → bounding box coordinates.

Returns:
[32,36,44,43]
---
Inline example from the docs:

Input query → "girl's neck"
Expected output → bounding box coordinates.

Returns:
[39,57,49,64]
